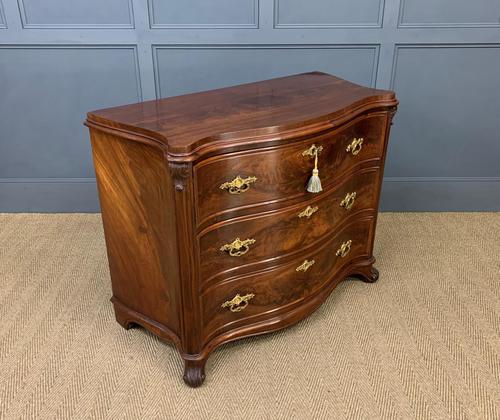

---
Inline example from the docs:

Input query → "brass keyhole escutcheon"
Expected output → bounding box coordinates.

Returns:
[302,144,323,158]
[336,240,352,258]
[220,237,256,257]
[298,205,319,219]
[220,175,257,194]
[346,138,363,156]
[302,144,324,193]
[296,259,315,272]
[221,293,255,312]
[340,192,357,210]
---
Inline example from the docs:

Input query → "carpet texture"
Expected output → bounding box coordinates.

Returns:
[0,213,499,419]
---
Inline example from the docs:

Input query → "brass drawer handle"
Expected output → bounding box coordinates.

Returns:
[220,237,256,257]
[296,259,315,272]
[221,293,255,312]
[220,175,257,194]
[298,205,318,219]
[336,240,352,258]
[346,138,364,156]
[340,192,357,210]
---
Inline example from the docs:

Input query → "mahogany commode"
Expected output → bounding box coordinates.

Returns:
[85,72,398,387]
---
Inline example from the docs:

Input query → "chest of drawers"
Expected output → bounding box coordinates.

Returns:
[85,72,397,387]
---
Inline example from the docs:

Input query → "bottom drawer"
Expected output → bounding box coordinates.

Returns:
[202,214,375,339]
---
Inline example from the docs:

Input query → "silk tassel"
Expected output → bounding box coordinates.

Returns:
[306,151,322,193]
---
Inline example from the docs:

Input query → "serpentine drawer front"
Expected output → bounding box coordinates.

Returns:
[195,112,387,225]
[85,72,398,387]
[199,167,380,284]
[202,215,375,342]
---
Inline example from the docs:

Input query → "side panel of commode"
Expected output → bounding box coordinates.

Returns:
[89,129,182,344]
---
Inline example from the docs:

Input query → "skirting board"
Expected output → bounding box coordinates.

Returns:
[0,177,499,212]
[380,177,500,212]
[0,178,99,213]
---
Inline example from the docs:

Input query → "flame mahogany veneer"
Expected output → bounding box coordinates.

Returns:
[85,72,397,387]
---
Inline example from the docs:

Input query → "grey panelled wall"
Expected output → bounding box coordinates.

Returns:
[0,0,499,212]
[0,2,5,28]
[153,45,379,97]
[18,0,134,28]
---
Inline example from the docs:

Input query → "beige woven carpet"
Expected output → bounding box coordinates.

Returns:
[0,213,499,419]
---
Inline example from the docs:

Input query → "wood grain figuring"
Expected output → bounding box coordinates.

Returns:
[90,131,182,338]
[203,215,375,341]
[195,112,387,225]
[199,167,380,284]
[85,72,398,387]
[87,72,397,157]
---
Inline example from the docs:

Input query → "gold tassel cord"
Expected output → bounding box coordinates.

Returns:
[306,149,323,193]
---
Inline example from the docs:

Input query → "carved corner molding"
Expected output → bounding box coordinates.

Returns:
[169,162,191,192]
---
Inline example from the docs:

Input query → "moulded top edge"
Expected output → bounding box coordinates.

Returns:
[86,72,397,157]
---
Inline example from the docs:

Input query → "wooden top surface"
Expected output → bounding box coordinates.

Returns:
[86,72,397,156]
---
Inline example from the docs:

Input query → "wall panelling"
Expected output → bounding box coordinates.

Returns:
[274,0,384,28]
[148,0,258,29]
[0,0,499,211]
[18,0,134,29]
[0,0,6,28]
[398,0,500,28]
[153,45,378,97]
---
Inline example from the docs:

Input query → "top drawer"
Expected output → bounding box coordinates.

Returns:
[194,112,387,225]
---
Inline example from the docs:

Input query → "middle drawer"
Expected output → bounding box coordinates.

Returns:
[198,166,380,284]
